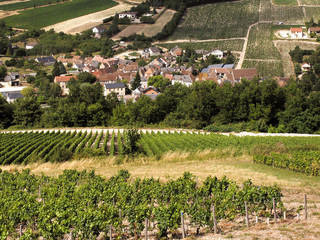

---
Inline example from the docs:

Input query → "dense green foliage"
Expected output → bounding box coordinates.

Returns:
[0,169,282,239]
[3,0,118,29]
[254,151,320,176]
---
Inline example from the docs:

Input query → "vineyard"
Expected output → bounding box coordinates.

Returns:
[242,60,284,77]
[1,130,320,176]
[0,169,283,239]
[168,0,260,40]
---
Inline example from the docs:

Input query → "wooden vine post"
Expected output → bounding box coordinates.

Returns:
[109,225,112,240]
[304,193,308,220]
[212,204,217,234]
[145,218,148,240]
[273,198,277,223]
[181,212,186,238]
[245,201,249,228]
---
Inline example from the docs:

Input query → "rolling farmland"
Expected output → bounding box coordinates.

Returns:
[3,0,118,29]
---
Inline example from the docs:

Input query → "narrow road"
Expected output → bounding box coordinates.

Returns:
[2,128,320,138]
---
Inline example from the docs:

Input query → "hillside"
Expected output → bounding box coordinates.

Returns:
[158,0,320,77]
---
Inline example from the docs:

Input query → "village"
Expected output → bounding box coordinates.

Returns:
[0,11,320,103]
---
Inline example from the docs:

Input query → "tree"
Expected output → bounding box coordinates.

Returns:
[77,72,97,84]
[0,65,7,80]
[51,60,60,77]
[59,61,66,74]
[13,97,42,126]
[0,96,13,129]
[21,87,34,97]
[131,72,141,90]
[147,75,170,92]
[124,128,141,155]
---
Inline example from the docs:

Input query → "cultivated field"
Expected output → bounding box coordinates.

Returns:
[156,39,245,52]
[243,59,284,77]
[274,40,320,77]
[3,0,118,29]
[245,23,282,60]
[305,7,320,20]
[113,10,175,39]
[168,0,260,40]
[260,0,304,24]
[0,0,63,11]
[43,3,131,34]
[139,10,175,37]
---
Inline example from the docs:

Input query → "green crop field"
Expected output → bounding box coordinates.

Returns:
[3,0,118,29]
[242,60,284,77]
[168,0,260,40]
[245,23,282,60]
[273,0,298,5]
[0,0,63,11]
[156,39,245,52]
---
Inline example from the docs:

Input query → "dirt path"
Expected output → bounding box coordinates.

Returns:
[155,37,246,44]
[43,3,131,34]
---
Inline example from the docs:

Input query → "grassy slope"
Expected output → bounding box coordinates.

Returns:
[3,0,118,29]
[156,39,245,52]
[168,0,260,40]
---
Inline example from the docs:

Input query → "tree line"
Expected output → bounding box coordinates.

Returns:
[2,69,320,133]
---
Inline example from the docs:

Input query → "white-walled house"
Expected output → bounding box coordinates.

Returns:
[119,12,137,21]
[290,27,303,38]
[204,50,224,59]
[104,82,125,96]
[172,75,193,87]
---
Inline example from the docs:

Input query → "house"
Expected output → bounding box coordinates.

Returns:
[1,91,24,103]
[301,63,311,72]
[119,12,137,21]
[204,50,224,59]
[26,42,38,50]
[170,46,183,57]
[92,26,106,34]
[172,75,193,87]
[104,82,125,96]
[228,68,258,82]
[308,27,320,36]
[5,72,20,81]
[290,27,303,38]
[142,86,160,100]
[36,56,55,66]
[54,75,76,95]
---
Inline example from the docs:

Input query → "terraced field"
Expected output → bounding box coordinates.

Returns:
[3,0,118,29]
